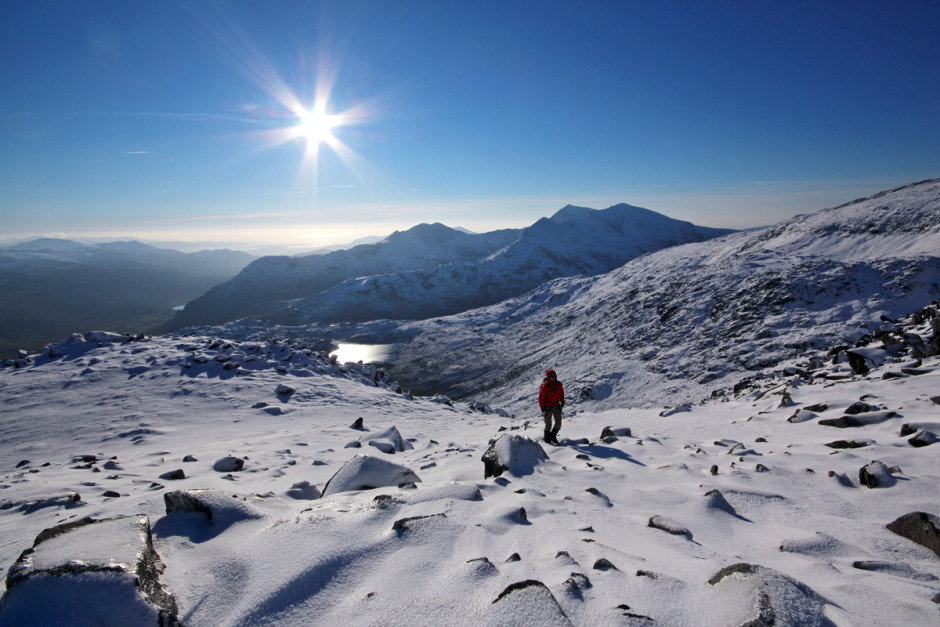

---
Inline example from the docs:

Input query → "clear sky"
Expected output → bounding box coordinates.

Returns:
[2,1,938,252]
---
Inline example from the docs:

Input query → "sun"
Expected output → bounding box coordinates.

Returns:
[292,104,344,147]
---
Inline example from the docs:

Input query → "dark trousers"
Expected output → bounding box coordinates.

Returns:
[543,405,563,431]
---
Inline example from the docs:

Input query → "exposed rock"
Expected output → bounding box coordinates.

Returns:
[900,422,940,436]
[824,439,874,449]
[787,409,817,423]
[163,489,263,526]
[358,425,414,454]
[660,403,691,417]
[275,384,295,397]
[563,572,592,596]
[182,455,198,462]
[600,426,632,439]
[505,552,521,563]
[859,460,895,488]
[490,580,571,625]
[159,469,186,481]
[648,515,692,540]
[285,481,321,500]
[1,492,83,514]
[212,456,245,472]
[0,516,180,625]
[708,563,830,626]
[852,560,937,581]
[481,434,548,479]
[585,487,613,507]
[845,401,879,415]
[819,411,898,428]
[886,512,940,558]
[392,513,446,533]
[703,489,740,517]
[909,430,940,447]
[350,417,364,430]
[321,454,421,497]
[592,558,619,571]
[803,402,829,412]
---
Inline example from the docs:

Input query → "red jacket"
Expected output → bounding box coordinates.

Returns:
[539,379,564,410]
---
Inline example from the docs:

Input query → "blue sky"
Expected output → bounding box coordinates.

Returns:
[1,1,938,251]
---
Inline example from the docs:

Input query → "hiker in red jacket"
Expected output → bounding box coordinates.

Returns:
[539,369,565,444]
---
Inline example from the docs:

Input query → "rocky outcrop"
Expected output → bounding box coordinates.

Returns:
[0,516,180,625]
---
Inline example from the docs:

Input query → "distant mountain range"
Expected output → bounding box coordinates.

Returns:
[383,179,940,411]
[166,204,734,329]
[0,240,254,358]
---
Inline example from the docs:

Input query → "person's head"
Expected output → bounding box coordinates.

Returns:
[545,369,557,380]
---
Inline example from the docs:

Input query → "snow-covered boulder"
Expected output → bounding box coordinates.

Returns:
[487,580,571,626]
[481,434,548,479]
[707,563,832,625]
[358,425,414,454]
[321,455,421,497]
[284,481,321,500]
[163,489,263,527]
[0,515,180,626]
[859,460,895,488]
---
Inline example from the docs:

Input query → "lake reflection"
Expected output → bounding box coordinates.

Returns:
[329,343,399,364]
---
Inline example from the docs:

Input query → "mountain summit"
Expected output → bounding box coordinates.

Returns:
[187,204,732,327]
[387,179,940,410]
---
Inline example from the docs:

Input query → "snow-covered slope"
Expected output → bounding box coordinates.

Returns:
[283,203,734,323]
[166,223,520,330]
[2,306,939,625]
[387,179,940,412]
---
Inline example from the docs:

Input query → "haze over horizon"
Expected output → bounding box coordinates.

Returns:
[2,1,938,249]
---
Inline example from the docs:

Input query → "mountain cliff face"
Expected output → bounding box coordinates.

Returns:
[165,223,520,329]
[387,179,940,411]
[277,204,734,323]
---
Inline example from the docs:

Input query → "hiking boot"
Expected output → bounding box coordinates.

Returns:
[549,428,560,444]
[544,429,552,443]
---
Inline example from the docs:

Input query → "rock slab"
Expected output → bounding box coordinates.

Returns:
[0,515,180,626]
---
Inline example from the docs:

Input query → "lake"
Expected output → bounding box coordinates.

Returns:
[329,343,400,365]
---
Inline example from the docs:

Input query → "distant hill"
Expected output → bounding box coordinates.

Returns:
[167,207,734,330]
[285,203,735,323]
[162,223,522,330]
[0,241,254,358]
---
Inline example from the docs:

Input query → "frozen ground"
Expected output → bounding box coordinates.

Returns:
[1,323,938,625]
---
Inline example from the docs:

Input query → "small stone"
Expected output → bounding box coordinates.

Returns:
[159,469,186,481]
[593,558,618,571]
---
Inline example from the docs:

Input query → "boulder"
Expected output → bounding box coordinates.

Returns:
[159,469,185,481]
[600,426,632,439]
[285,481,321,500]
[648,515,692,540]
[481,434,548,479]
[787,409,817,423]
[909,430,940,447]
[163,489,263,527]
[845,401,880,415]
[900,422,940,437]
[0,516,180,625]
[321,455,421,497]
[886,512,940,558]
[819,411,898,428]
[358,425,414,454]
[824,439,874,449]
[859,460,895,488]
[212,456,245,472]
[707,563,830,626]
[489,580,571,626]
